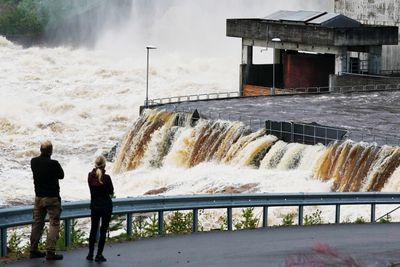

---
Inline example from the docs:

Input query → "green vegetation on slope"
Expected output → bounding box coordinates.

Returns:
[0,0,48,36]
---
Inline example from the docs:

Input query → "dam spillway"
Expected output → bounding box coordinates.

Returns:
[154,90,400,145]
[114,109,400,193]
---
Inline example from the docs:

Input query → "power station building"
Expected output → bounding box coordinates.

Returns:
[227,9,399,96]
[335,0,400,71]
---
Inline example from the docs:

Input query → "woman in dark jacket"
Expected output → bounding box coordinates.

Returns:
[87,156,114,262]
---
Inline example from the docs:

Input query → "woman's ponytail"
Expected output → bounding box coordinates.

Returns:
[94,156,106,184]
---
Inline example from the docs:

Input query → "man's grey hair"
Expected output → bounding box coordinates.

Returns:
[40,140,53,156]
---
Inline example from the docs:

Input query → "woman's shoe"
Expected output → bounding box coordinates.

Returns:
[95,254,107,262]
[86,254,93,261]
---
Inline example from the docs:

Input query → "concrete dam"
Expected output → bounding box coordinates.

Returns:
[114,109,400,193]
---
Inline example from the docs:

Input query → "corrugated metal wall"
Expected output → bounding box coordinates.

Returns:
[283,52,335,88]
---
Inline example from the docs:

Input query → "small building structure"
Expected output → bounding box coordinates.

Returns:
[226,10,398,96]
[335,0,400,71]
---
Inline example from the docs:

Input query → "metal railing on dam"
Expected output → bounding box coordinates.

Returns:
[146,82,400,106]
[146,91,240,106]
[1,192,400,257]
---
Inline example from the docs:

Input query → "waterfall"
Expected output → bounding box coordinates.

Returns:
[114,110,400,192]
[259,140,288,169]
[114,110,183,173]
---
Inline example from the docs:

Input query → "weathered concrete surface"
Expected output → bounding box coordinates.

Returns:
[3,224,400,267]
[335,0,400,70]
[335,0,400,25]
[226,19,398,50]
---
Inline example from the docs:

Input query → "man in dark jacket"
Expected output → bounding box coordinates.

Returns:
[29,140,64,260]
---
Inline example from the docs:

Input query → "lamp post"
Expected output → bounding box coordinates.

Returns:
[271,38,281,95]
[145,45,157,108]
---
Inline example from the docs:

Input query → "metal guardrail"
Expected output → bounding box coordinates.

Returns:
[2,193,400,257]
[147,82,400,107]
[347,69,400,77]
[146,91,240,106]
[331,83,400,93]
[156,106,267,132]
[250,86,330,96]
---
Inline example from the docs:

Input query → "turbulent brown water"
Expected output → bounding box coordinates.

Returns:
[115,109,400,193]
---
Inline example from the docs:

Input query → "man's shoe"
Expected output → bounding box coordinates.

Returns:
[46,251,63,260]
[95,254,107,262]
[29,250,46,259]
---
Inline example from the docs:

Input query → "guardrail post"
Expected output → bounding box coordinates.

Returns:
[262,206,269,228]
[158,211,164,235]
[64,219,71,248]
[1,227,7,257]
[335,204,341,224]
[298,205,303,226]
[192,209,198,233]
[126,213,132,236]
[371,203,376,223]
[227,208,233,231]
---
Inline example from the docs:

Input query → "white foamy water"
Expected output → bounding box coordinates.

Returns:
[0,34,330,205]
[0,36,239,205]
[0,0,335,206]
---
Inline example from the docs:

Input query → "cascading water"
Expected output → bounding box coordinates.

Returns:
[114,110,400,194]
[0,0,386,218]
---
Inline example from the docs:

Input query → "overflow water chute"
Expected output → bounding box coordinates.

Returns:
[114,110,400,192]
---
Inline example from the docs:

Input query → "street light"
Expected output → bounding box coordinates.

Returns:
[271,37,281,95]
[145,45,157,108]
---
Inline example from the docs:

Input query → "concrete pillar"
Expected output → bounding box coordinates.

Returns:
[329,74,336,92]
[242,43,253,65]
[239,40,253,96]
[335,48,348,75]
[368,46,382,75]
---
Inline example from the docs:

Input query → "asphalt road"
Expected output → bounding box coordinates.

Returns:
[3,224,400,267]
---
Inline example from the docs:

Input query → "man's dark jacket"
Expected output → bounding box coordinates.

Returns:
[31,155,64,197]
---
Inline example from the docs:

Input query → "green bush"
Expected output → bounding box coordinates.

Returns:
[304,209,324,225]
[282,212,296,226]
[355,216,366,224]
[6,220,86,259]
[218,214,227,230]
[56,220,87,250]
[0,0,48,35]
[165,211,193,234]
[129,215,159,239]
[6,231,29,257]
[144,214,159,237]
[378,214,392,224]
[235,208,259,230]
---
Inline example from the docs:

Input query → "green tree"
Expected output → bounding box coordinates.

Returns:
[0,0,48,35]
[282,212,296,226]
[235,208,259,230]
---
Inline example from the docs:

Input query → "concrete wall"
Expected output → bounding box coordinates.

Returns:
[335,0,400,70]
[283,52,335,88]
[228,19,397,49]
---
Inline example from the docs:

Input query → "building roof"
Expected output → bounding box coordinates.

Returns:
[264,10,361,28]
[226,10,398,50]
